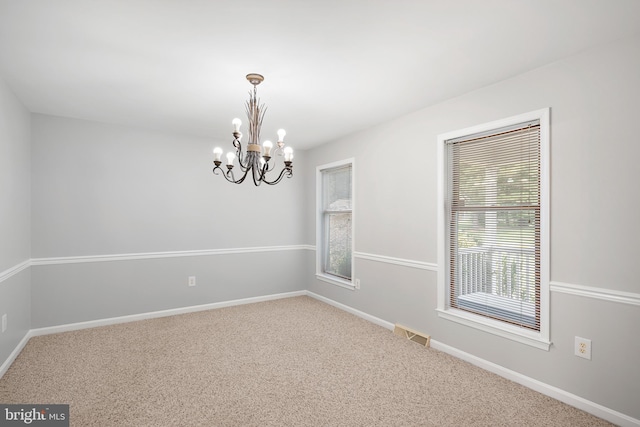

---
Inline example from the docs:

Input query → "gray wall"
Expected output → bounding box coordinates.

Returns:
[0,76,31,364]
[31,251,307,328]
[31,115,306,257]
[30,114,307,326]
[305,34,640,419]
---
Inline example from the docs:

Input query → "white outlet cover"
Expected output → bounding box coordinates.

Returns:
[575,336,592,360]
[1,314,6,333]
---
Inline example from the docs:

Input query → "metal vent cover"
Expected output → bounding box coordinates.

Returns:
[393,324,431,347]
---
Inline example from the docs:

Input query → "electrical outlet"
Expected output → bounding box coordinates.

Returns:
[2,314,6,333]
[575,336,591,360]
[188,276,196,287]
[355,279,361,290]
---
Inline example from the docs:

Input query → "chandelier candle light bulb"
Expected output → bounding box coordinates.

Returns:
[211,73,293,186]
[226,152,235,168]
[232,118,242,134]
[283,146,293,162]
[263,140,273,158]
[213,147,223,164]
[277,129,286,148]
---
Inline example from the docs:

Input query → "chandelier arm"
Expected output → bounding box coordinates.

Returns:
[263,158,276,173]
[252,166,264,186]
[251,153,266,186]
[233,138,249,171]
[214,158,291,186]
[216,166,236,182]
[260,166,293,185]
[257,160,271,184]
[226,166,251,184]
[212,163,252,184]
[232,168,251,184]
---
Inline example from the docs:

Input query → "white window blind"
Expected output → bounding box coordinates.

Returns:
[321,164,353,280]
[446,121,541,331]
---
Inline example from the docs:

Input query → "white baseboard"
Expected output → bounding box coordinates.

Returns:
[2,289,638,426]
[0,330,32,379]
[306,291,395,330]
[30,290,307,337]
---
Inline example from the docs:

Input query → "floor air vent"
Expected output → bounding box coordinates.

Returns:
[393,324,431,347]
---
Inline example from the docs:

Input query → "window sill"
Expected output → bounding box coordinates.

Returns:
[436,307,551,351]
[316,274,355,290]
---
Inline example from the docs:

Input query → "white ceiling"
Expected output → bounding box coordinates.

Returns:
[1,1,639,149]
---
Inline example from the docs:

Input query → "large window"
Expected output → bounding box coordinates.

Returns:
[316,159,354,288]
[437,109,550,349]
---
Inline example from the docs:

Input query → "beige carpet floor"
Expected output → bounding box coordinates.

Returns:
[0,296,611,426]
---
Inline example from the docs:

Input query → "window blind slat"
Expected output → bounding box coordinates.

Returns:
[447,120,541,331]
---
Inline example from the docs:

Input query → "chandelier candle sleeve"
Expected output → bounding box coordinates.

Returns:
[211,73,293,186]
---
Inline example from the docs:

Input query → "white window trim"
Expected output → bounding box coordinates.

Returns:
[316,158,355,290]
[436,109,551,350]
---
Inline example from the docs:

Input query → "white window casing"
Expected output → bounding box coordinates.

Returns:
[316,158,355,289]
[437,109,550,350]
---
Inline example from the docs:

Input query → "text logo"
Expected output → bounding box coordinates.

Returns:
[0,405,68,426]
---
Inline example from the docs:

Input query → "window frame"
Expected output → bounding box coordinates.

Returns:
[436,109,551,350]
[316,158,355,289]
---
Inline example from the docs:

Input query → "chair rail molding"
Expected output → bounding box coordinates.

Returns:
[550,281,640,307]
[0,259,31,284]
[354,251,437,271]
[30,245,311,266]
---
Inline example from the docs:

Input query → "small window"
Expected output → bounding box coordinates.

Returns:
[316,159,354,288]
[437,109,550,349]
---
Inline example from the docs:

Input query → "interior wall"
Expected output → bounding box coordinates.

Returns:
[0,76,31,364]
[31,114,306,257]
[304,34,640,420]
[30,115,307,326]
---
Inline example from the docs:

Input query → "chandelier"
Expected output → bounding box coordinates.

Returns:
[212,73,293,186]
